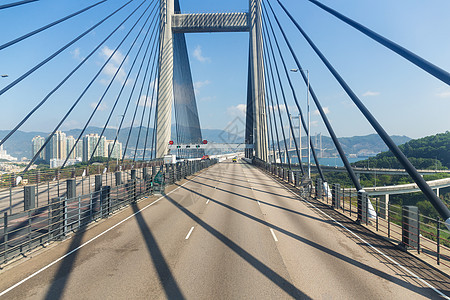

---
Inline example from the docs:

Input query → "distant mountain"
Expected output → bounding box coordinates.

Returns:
[322,134,411,157]
[280,133,411,158]
[1,125,413,160]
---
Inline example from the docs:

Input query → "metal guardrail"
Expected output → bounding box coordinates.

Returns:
[0,160,165,215]
[0,159,164,190]
[253,158,450,268]
[0,159,217,266]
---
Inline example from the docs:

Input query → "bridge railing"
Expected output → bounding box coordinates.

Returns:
[252,158,450,269]
[0,160,165,215]
[0,159,164,190]
[0,159,217,266]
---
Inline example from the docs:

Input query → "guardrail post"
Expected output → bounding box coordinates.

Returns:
[379,194,389,219]
[115,171,122,186]
[294,172,300,186]
[101,186,111,218]
[2,212,8,263]
[151,166,156,180]
[66,179,76,200]
[332,184,341,209]
[401,206,419,251]
[95,175,102,192]
[24,185,36,211]
[131,169,136,181]
[143,167,148,181]
[315,178,323,198]
[170,165,175,184]
[436,217,440,265]
[357,191,368,224]
[51,197,67,240]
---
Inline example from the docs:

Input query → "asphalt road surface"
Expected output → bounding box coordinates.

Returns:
[0,160,448,299]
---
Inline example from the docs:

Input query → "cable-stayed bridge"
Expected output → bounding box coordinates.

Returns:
[0,0,449,298]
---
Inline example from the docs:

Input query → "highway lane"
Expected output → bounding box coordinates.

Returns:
[0,160,448,299]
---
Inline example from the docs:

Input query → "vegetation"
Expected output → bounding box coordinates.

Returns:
[319,132,450,233]
[352,131,450,170]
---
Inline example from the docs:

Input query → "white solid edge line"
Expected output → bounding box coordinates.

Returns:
[0,172,204,297]
[185,227,195,240]
[275,181,449,299]
[270,228,278,242]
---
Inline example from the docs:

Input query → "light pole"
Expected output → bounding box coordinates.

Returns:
[116,114,124,168]
[290,68,311,179]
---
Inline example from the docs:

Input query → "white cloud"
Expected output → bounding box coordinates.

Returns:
[193,45,211,63]
[61,119,82,130]
[436,91,450,98]
[227,104,247,117]
[311,120,319,127]
[90,102,108,111]
[194,80,211,89]
[194,80,211,95]
[99,46,127,84]
[137,94,156,107]
[269,104,286,112]
[313,106,330,115]
[199,96,216,102]
[362,91,380,97]
[101,46,125,65]
[71,48,82,60]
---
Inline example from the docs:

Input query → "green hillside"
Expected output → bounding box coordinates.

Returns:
[352,131,450,170]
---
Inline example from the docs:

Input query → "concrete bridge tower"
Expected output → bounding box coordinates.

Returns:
[155,0,268,161]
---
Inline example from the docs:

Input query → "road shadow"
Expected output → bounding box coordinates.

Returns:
[43,194,100,299]
[164,194,311,299]
[266,169,450,297]
[186,180,328,225]
[177,184,442,299]
[130,202,185,299]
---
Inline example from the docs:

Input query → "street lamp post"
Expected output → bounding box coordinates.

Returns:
[290,68,311,179]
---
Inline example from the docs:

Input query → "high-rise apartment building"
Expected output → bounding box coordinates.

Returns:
[44,131,66,162]
[83,134,106,161]
[31,136,46,160]
[66,136,83,160]
[107,140,123,160]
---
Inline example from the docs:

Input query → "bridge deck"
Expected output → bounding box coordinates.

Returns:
[0,160,448,298]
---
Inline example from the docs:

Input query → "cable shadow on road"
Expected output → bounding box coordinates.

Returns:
[269,174,450,295]
[177,184,440,298]
[301,195,450,294]
[194,174,297,201]
[198,172,281,190]
[130,202,186,300]
[164,194,311,299]
[42,200,97,299]
[185,180,328,225]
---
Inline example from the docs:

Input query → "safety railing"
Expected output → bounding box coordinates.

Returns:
[0,160,165,215]
[252,158,450,268]
[0,158,217,266]
[0,159,164,190]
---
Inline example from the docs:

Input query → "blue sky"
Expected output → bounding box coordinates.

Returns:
[0,0,449,140]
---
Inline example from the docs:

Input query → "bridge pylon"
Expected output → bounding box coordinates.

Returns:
[155,0,268,162]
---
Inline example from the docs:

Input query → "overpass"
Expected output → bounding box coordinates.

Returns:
[0,0,449,299]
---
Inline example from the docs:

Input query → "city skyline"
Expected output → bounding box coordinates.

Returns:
[31,131,123,167]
